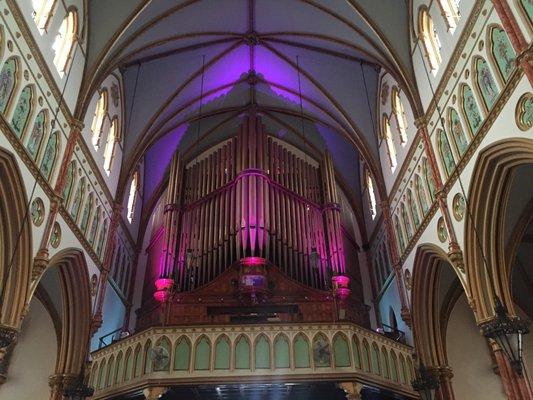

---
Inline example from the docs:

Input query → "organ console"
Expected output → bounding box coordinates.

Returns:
[140,111,368,329]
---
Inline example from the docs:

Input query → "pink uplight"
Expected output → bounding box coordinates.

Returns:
[155,278,174,291]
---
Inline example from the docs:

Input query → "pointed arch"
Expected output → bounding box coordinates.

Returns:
[133,343,143,378]
[352,335,361,369]
[382,113,397,171]
[365,168,378,220]
[422,157,436,202]
[32,0,57,32]
[103,116,119,174]
[0,149,32,329]
[11,85,34,138]
[91,89,108,149]
[173,336,191,371]
[214,334,231,370]
[400,202,413,240]
[487,25,516,84]
[380,346,390,379]
[473,56,500,112]
[436,0,461,33]
[312,332,331,367]
[234,334,251,370]
[418,7,442,75]
[390,351,399,382]
[0,56,20,115]
[361,339,371,372]
[154,336,172,371]
[127,169,140,223]
[40,130,60,182]
[79,192,94,233]
[194,335,211,371]
[123,347,133,381]
[407,189,420,227]
[273,333,289,369]
[25,109,49,160]
[333,332,351,367]
[394,214,406,253]
[391,86,408,145]
[415,174,430,215]
[293,333,311,368]
[62,160,77,208]
[96,358,106,390]
[447,108,469,157]
[255,334,271,370]
[143,339,152,374]
[96,218,108,258]
[437,129,456,177]
[460,83,483,136]
[370,342,381,375]
[105,355,115,388]
[70,176,86,222]
[113,351,123,385]
[53,9,78,76]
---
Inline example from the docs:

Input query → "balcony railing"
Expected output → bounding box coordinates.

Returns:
[89,322,417,399]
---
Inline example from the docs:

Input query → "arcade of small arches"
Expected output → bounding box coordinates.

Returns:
[0,1,531,400]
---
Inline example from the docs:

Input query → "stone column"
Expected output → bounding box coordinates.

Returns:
[431,365,456,400]
[143,386,168,400]
[489,340,533,400]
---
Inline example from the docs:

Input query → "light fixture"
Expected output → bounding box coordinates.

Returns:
[411,364,439,400]
[62,376,94,400]
[480,296,529,374]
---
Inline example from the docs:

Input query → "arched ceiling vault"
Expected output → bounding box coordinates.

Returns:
[77,0,419,211]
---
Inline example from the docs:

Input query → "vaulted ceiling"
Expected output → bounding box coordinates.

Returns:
[79,0,417,213]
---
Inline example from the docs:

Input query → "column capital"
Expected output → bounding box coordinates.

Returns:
[143,386,168,400]
[338,382,364,400]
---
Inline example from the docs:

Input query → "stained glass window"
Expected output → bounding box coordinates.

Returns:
[70,176,86,222]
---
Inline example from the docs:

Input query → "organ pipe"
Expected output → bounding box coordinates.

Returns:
[159,114,350,295]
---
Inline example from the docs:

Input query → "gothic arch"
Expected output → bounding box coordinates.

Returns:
[465,138,533,321]
[0,147,32,330]
[42,248,92,379]
[411,244,467,367]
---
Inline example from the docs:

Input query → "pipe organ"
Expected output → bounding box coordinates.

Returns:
[141,113,368,328]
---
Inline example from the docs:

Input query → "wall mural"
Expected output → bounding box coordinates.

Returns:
[26,109,47,159]
[423,158,437,201]
[449,109,469,157]
[490,26,516,83]
[62,160,76,205]
[88,207,101,245]
[437,129,456,177]
[40,131,59,181]
[475,57,499,111]
[11,85,33,137]
[395,215,406,252]
[0,57,17,114]
[70,176,86,221]
[401,203,413,240]
[415,174,430,215]
[461,84,483,134]
[80,192,94,233]
[407,189,420,227]
[519,0,533,25]
[96,218,108,258]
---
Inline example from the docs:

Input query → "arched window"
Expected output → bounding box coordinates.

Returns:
[103,117,119,174]
[382,114,397,171]
[91,89,108,149]
[437,129,456,177]
[40,131,60,181]
[418,7,442,75]
[52,10,77,76]
[127,171,140,223]
[366,170,377,220]
[489,26,516,84]
[460,84,483,135]
[391,87,408,145]
[11,85,34,138]
[32,0,56,33]
[474,57,500,112]
[0,57,19,114]
[437,0,461,33]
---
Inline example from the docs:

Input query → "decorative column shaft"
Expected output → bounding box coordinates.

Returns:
[490,341,533,400]
[32,120,82,282]
[155,151,183,303]
[91,204,122,334]
[491,0,533,85]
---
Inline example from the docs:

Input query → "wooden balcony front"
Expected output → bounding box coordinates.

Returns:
[89,322,417,399]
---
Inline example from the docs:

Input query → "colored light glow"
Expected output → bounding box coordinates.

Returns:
[241,256,267,266]
[332,275,350,288]
[153,290,170,303]
[155,278,174,291]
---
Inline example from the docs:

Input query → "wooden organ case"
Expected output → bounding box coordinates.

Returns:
[138,113,369,329]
